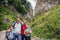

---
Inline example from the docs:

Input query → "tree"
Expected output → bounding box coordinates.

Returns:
[0,0,31,14]
[8,0,31,14]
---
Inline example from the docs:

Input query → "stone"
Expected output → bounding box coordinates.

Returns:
[0,30,6,40]
[34,0,60,16]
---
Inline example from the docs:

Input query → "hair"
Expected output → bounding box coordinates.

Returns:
[16,17,20,19]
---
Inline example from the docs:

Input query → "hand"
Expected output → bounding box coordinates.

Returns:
[25,32,30,34]
[20,32,21,34]
[30,31,32,34]
[6,29,10,32]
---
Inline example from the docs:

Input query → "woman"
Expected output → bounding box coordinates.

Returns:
[21,20,27,40]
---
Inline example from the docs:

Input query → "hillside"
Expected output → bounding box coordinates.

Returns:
[0,0,31,31]
[0,0,60,40]
[34,0,60,17]
[31,5,60,39]
[0,6,25,30]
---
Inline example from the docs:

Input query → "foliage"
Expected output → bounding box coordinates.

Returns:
[0,0,31,14]
[31,5,60,39]
[9,0,31,14]
[0,7,16,30]
[0,0,31,30]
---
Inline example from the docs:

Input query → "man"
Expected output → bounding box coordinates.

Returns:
[12,17,22,40]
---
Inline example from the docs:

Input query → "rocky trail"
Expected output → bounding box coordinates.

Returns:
[0,31,57,40]
[0,30,6,40]
[0,30,40,40]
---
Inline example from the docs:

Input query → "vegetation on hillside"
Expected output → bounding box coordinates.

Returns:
[0,0,31,14]
[0,7,16,30]
[0,0,60,39]
[31,5,60,39]
[0,0,32,30]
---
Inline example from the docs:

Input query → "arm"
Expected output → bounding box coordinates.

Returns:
[29,30,32,34]
[6,26,13,32]
[6,29,10,33]
[10,26,14,30]
[24,30,32,34]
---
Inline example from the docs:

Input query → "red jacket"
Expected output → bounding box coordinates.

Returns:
[21,24,27,35]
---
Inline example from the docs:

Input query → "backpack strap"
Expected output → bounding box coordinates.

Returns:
[13,22,22,29]
[13,22,16,29]
[20,22,22,31]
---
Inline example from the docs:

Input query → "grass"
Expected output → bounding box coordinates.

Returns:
[31,5,60,39]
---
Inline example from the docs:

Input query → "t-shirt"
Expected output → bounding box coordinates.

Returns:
[12,22,22,33]
[25,27,31,36]
[21,24,27,35]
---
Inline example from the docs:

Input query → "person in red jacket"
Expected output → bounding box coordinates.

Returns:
[21,20,27,40]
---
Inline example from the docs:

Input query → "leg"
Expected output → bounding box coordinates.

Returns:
[25,36,31,40]
[13,36,16,40]
[17,34,21,40]
[7,39,13,40]
[21,35,25,40]
[13,33,16,40]
[7,37,13,40]
[25,36,27,40]
[28,36,31,40]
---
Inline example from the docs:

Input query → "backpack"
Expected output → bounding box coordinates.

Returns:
[13,22,22,30]
[6,30,14,39]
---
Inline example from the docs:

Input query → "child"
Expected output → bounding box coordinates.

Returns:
[25,25,32,40]
[6,26,14,40]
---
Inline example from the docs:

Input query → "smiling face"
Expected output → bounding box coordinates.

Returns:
[16,18,20,23]
[23,20,27,24]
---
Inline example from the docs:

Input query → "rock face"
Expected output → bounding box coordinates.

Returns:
[25,9,33,21]
[35,0,60,16]
[0,30,6,40]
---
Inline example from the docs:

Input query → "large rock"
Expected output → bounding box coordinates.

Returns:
[34,0,60,16]
[0,30,6,40]
[25,9,33,21]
